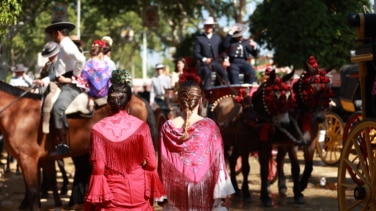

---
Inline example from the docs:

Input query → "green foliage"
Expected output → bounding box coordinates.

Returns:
[0,0,23,40]
[250,0,370,69]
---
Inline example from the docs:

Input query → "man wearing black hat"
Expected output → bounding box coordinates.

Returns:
[34,19,86,157]
[222,23,259,85]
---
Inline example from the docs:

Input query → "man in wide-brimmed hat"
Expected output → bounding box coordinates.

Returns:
[193,16,229,90]
[9,64,33,88]
[222,23,259,85]
[33,18,86,157]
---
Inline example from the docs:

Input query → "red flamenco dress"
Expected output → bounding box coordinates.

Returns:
[85,111,166,210]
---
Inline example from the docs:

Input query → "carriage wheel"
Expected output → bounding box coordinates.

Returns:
[337,119,376,210]
[343,111,363,142]
[154,108,167,133]
[315,111,344,165]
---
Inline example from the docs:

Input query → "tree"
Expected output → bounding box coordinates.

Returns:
[1,0,256,79]
[250,0,370,68]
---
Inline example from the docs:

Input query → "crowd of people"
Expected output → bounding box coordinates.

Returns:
[5,15,257,210]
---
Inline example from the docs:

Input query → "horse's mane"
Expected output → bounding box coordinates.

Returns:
[0,80,42,100]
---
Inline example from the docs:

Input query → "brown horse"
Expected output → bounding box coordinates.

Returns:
[214,69,307,207]
[0,81,156,210]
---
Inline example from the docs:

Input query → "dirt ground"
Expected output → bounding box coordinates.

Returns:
[0,150,340,211]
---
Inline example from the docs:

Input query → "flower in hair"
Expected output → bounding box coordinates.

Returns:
[111,69,132,85]
[92,40,106,48]
[178,72,201,85]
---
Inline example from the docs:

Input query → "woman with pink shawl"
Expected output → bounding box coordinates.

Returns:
[158,73,235,210]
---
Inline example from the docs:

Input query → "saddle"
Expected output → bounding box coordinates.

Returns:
[42,82,107,133]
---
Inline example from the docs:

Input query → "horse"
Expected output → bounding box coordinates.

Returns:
[0,81,156,211]
[214,69,307,207]
[275,61,335,196]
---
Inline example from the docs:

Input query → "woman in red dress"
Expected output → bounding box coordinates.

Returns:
[158,73,235,210]
[85,81,166,210]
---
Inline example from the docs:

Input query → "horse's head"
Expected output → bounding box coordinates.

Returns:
[252,68,295,127]
[293,56,335,123]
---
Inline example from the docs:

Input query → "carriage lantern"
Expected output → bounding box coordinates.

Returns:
[347,13,376,118]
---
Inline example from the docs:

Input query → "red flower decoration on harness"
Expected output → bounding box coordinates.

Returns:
[262,76,295,116]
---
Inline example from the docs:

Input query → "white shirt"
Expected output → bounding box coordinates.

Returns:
[104,55,116,71]
[9,74,33,87]
[150,74,171,104]
[41,36,86,85]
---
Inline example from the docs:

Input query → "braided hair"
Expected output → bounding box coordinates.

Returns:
[177,73,202,141]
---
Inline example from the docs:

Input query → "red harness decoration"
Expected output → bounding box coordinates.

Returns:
[260,123,271,141]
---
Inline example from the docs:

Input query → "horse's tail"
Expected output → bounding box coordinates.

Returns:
[136,95,158,148]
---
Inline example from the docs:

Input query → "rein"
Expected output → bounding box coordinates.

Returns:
[0,85,37,114]
[275,116,305,144]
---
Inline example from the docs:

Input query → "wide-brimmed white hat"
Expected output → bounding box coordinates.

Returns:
[41,41,60,58]
[155,63,165,69]
[12,64,28,72]
[202,16,218,25]
[231,23,249,38]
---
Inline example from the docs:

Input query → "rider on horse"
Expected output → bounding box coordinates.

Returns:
[33,18,86,157]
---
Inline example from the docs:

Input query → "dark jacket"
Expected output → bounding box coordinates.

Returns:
[222,34,259,60]
[193,33,225,63]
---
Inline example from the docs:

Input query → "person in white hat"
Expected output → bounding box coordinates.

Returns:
[222,23,259,85]
[150,63,171,114]
[193,16,229,89]
[33,18,86,157]
[101,36,117,71]
[9,64,33,88]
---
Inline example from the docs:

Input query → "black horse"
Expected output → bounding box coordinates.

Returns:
[276,58,335,196]
[217,69,307,207]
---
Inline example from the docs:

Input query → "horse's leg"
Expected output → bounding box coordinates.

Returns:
[69,154,92,208]
[240,151,251,202]
[56,159,69,195]
[300,140,316,191]
[227,146,241,196]
[286,145,304,204]
[276,146,287,197]
[258,142,273,207]
[18,155,42,210]
[40,158,62,208]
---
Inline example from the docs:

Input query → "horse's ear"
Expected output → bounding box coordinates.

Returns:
[282,68,295,82]
[268,69,276,83]
[324,65,336,74]
[304,61,318,75]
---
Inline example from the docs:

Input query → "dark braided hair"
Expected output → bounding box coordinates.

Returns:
[177,73,202,141]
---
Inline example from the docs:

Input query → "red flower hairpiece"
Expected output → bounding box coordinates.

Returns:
[92,40,106,48]
[178,72,201,85]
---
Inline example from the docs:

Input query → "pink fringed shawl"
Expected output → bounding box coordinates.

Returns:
[158,118,226,210]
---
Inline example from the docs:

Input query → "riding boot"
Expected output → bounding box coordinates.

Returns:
[49,127,70,157]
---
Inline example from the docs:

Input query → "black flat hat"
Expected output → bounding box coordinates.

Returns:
[45,18,75,34]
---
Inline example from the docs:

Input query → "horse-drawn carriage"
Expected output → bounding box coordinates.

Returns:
[337,13,376,210]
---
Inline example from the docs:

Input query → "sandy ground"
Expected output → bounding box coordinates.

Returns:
[0,150,340,211]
